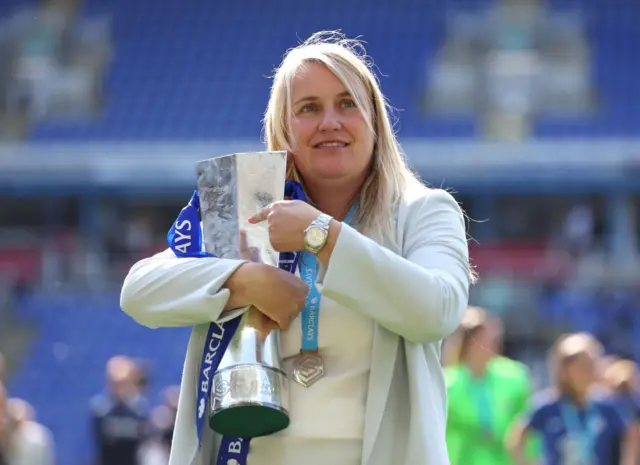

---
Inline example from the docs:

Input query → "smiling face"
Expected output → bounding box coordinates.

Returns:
[288,61,375,185]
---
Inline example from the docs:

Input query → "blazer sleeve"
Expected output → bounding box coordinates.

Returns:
[120,248,249,329]
[316,188,471,343]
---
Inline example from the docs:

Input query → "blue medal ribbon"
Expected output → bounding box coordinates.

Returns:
[471,376,493,438]
[560,399,599,464]
[298,205,356,354]
[167,181,308,464]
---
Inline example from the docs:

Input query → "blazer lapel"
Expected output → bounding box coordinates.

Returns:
[362,199,404,465]
[361,324,398,465]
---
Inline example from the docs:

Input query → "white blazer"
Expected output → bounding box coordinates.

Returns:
[120,187,471,465]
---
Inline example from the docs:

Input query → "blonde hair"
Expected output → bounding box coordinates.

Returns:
[604,359,638,393]
[550,332,602,394]
[106,355,135,383]
[553,332,602,362]
[445,306,493,365]
[263,31,423,242]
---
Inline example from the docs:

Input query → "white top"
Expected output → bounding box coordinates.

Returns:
[7,421,54,465]
[248,270,375,465]
[120,187,472,465]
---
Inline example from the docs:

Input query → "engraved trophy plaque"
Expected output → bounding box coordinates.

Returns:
[196,151,290,439]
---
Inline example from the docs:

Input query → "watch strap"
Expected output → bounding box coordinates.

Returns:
[311,213,332,230]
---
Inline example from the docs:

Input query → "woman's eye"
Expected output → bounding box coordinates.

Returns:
[300,103,317,113]
[341,99,357,108]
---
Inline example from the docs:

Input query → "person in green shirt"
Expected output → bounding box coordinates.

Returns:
[445,306,535,465]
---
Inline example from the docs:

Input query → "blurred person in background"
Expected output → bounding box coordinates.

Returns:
[89,356,150,465]
[603,358,640,420]
[0,382,7,465]
[445,306,535,465]
[121,30,472,465]
[508,333,637,465]
[4,398,54,465]
[562,203,595,259]
[151,386,178,454]
[132,360,150,398]
[138,386,180,465]
[602,358,640,464]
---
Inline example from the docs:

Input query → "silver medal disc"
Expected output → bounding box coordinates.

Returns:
[292,351,324,387]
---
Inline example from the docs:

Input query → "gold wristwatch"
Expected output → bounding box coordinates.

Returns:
[303,213,333,255]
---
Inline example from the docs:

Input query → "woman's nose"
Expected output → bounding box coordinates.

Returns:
[318,109,342,132]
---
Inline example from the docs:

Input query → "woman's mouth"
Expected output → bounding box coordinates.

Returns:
[313,141,349,148]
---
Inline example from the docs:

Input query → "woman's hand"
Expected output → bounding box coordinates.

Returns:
[248,200,321,252]
[249,264,309,330]
[224,229,309,330]
[238,230,262,262]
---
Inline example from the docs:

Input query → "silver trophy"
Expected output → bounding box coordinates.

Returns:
[195,151,290,439]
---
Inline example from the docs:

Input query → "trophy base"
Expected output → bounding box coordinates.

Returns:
[210,402,290,438]
[210,364,290,437]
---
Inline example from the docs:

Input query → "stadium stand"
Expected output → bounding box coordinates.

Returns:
[21,0,640,142]
[27,0,476,141]
[534,0,640,136]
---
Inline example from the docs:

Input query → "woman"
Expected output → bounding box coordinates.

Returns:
[120,31,473,465]
[508,333,636,465]
[445,307,534,465]
[602,358,640,464]
[603,359,640,419]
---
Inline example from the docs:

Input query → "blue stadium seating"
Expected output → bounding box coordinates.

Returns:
[0,0,31,16]
[8,291,190,465]
[28,0,476,141]
[7,0,639,141]
[532,0,640,136]
[539,288,640,359]
[22,0,640,141]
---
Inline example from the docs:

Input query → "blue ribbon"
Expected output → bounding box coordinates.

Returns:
[167,181,307,464]
[560,399,600,464]
[298,205,356,354]
[471,377,493,438]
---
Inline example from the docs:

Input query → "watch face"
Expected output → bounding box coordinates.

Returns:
[306,226,327,248]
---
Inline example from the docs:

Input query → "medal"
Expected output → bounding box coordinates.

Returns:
[292,350,325,387]
[292,205,356,389]
[294,250,324,389]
